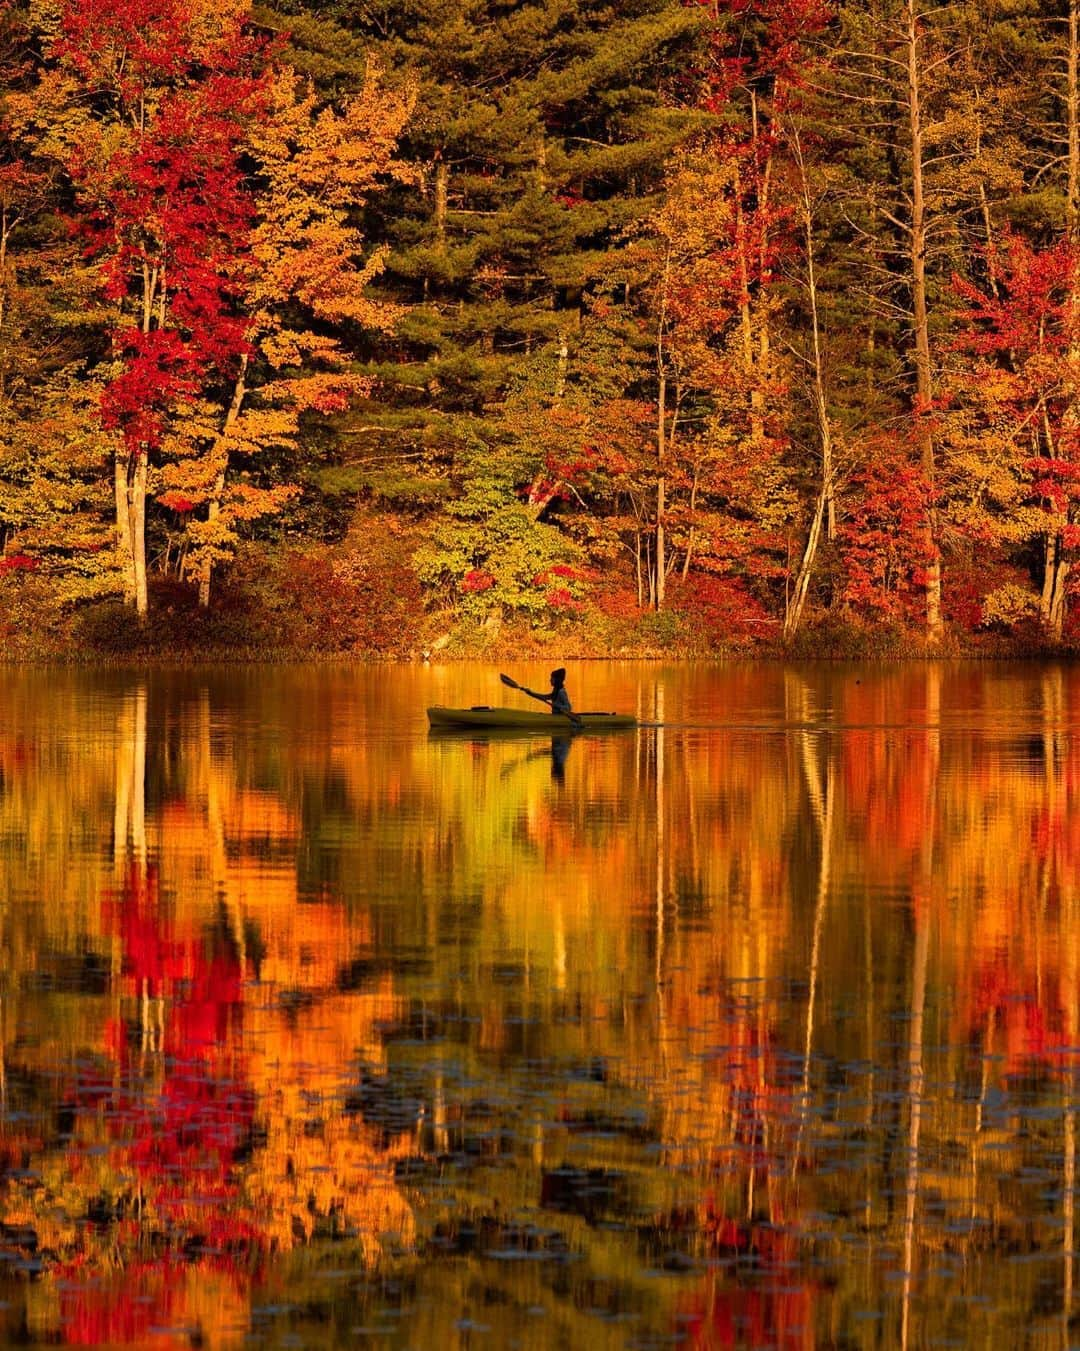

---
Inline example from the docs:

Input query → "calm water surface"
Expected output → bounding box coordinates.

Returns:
[0,661,1077,1348]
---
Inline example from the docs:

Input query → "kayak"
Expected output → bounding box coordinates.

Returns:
[427,706,636,731]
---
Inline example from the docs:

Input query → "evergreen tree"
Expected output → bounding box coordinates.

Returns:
[262,0,711,609]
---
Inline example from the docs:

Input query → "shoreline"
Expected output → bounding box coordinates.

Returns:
[1,643,1076,668]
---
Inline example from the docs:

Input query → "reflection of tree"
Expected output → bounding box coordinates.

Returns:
[789,670,834,1177]
[112,683,147,876]
[900,665,937,1351]
[0,675,416,1346]
[677,1250,815,1351]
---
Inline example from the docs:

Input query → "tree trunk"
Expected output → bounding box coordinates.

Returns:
[656,370,666,611]
[0,211,11,340]
[734,165,764,449]
[906,0,942,641]
[115,454,137,606]
[198,354,248,608]
[1045,539,1069,638]
[556,329,568,399]
[635,529,644,609]
[784,133,835,641]
[753,91,772,434]
[131,459,150,618]
[786,487,827,642]
[434,158,448,248]
[114,249,161,616]
[113,453,148,616]
[1051,0,1080,640]
[653,245,672,612]
[131,454,147,616]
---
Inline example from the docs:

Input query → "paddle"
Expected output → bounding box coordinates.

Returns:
[500,673,583,728]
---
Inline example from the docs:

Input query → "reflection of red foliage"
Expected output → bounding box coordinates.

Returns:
[962,955,1061,1072]
[680,1212,815,1348]
[60,1261,181,1347]
[105,865,184,994]
[838,677,939,864]
[57,1256,247,1347]
[65,864,259,1284]
[677,1265,815,1350]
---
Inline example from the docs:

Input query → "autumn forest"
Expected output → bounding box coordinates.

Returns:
[2,0,1080,657]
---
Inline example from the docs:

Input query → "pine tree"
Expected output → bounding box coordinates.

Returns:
[256,0,710,625]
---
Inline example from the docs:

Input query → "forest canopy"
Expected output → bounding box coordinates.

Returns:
[1,0,1079,658]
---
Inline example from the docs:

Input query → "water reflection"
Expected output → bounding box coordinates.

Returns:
[428,725,576,785]
[1,663,1080,1345]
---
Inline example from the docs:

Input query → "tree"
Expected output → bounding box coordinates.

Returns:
[0,4,118,604]
[7,0,412,617]
[170,64,415,605]
[830,0,983,640]
[9,0,266,615]
[0,372,118,602]
[318,0,711,598]
[947,234,1080,633]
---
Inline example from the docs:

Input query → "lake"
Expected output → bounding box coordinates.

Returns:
[0,661,1077,1348]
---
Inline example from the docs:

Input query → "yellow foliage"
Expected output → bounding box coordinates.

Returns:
[980,581,1040,627]
[158,61,413,591]
[246,66,414,354]
[0,369,122,603]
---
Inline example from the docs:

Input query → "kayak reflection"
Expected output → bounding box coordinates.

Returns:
[428,724,575,783]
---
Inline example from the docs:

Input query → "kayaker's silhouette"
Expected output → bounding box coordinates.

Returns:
[525,668,572,715]
[500,669,581,726]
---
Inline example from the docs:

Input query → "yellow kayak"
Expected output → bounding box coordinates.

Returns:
[426,706,636,731]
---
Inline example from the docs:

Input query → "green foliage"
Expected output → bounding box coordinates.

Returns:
[415,472,586,624]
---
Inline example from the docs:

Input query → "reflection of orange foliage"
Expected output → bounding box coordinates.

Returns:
[157,774,301,921]
[13,665,1080,1347]
[0,819,416,1348]
[222,788,299,846]
[256,900,367,993]
[619,903,795,1186]
[245,982,414,1253]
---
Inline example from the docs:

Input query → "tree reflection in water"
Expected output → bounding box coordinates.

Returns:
[0,663,1077,1346]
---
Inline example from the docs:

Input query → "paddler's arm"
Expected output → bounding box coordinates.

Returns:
[521,687,552,706]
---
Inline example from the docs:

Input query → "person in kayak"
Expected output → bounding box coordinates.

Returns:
[522,668,573,716]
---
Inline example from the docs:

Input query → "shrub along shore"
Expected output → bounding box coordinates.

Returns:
[2,540,1070,665]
